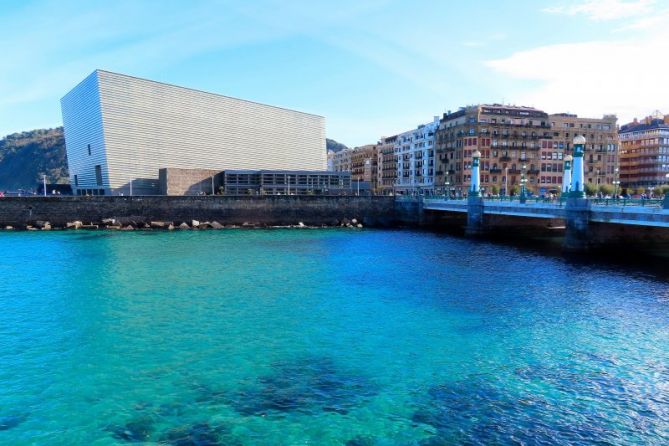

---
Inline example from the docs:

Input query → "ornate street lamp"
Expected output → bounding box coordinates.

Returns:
[444,180,450,199]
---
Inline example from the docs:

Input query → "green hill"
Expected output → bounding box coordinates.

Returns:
[0,127,68,191]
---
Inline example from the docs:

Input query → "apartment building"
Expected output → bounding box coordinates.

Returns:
[376,135,397,195]
[329,149,353,173]
[619,113,669,189]
[435,105,551,197]
[351,144,378,192]
[549,114,618,190]
[394,118,439,195]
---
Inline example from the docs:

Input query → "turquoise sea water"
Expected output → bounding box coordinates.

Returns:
[1,229,669,445]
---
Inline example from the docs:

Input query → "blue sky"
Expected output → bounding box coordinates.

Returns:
[1,0,667,146]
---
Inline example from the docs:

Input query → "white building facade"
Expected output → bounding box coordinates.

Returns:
[394,117,439,195]
[61,70,326,195]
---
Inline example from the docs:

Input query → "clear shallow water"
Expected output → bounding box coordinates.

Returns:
[0,229,669,445]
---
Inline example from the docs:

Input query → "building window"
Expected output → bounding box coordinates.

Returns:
[95,165,103,186]
[87,144,91,156]
[74,175,79,187]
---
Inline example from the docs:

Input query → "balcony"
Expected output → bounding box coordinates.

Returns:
[490,168,502,174]
[500,156,512,161]
[527,169,540,175]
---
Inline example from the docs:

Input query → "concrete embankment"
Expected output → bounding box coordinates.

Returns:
[0,195,417,229]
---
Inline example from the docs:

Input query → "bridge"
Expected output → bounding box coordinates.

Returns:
[416,195,669,251]
[424,197,669,227]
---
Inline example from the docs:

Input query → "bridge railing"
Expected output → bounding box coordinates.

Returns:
[421,195,665,209]
[589,198,663,208]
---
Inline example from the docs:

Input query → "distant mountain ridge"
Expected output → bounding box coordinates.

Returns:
[0,129,346,190]
[0,127,68,191]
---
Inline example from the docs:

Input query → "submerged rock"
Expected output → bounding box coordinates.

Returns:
[228,356,377,417]
[106,415,154,442]
[160,422,240,446]
[0,413,28,431]
[411,375,617,445]
[345,435,377,446]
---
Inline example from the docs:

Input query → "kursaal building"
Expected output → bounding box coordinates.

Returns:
[61,70,326,195]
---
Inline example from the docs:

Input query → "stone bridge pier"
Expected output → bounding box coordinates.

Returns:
[563,198,591,252]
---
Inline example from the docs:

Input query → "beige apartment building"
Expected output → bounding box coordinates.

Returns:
[548,113,619,190]
[435,104,552,197]
[376,135,397,195]
[351,144,378,192]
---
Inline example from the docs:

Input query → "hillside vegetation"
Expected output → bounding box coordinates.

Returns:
[326,138,349,153]
[0,127,68,191]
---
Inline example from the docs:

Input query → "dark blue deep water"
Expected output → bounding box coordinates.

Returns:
[1,229,669,445]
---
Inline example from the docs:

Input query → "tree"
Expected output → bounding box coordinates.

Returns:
[598,184,614,196]
[510,185,520,195]
[654,185,669,196]
[490,185,499,195]
[634,187,646,195]
[584,183,598,196]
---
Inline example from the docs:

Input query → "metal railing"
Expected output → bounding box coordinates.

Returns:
[422,195,666,208]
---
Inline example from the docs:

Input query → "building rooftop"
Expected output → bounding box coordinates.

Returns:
[620,119,669,133]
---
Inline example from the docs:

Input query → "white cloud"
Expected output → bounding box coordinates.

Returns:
[485,17,669,123]
[544,0,655,21]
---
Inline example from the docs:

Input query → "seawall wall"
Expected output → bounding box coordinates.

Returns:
[0,196,406,228]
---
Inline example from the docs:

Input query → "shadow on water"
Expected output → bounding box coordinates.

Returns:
[422,224,669,282]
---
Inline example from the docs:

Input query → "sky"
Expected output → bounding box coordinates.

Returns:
[0,0,668,146]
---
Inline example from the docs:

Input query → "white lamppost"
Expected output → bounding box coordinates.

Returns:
[43,175,47,197]
[562,155,573,194]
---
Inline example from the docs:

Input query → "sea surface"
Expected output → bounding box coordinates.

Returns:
[1,229,669,445]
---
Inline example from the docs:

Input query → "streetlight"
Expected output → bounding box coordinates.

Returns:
[520,164,527,203]
[444,180,450,199]
[613,167,620,199]
[504,166,509,198]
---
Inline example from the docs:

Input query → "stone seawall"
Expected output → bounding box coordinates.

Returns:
[0,196,400,228]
